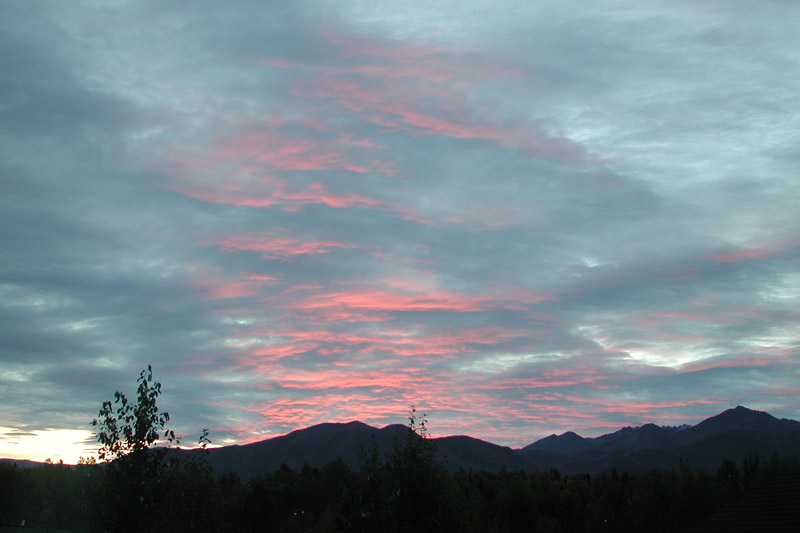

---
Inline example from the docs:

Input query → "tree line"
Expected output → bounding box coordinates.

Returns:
[1,367,796,531]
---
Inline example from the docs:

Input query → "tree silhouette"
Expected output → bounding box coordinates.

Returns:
[385,406,450,531]
[88,365,184,532]
[91,365,176,461]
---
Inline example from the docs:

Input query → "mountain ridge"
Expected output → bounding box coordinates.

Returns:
[191,406,800,480]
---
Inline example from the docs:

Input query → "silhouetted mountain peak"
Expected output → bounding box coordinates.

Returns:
[725,405,767,419]
[681,406,800,445]
[524,430,592,454]
[595,422,678,454]
[292,420,370,434]
[696,406,773,429]
[380,423,411,433]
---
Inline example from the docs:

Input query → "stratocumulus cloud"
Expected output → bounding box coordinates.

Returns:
[1,0,799,461]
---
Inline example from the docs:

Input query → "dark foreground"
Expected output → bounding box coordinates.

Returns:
[1,442,797,532]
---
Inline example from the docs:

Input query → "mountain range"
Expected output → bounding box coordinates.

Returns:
[192,406,800,480]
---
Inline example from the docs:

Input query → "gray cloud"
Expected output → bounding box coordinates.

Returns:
[1,0,798,460]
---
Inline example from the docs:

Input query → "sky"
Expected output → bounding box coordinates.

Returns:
[2,0,799,463]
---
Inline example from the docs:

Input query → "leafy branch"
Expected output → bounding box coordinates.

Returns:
[91,365,177,461]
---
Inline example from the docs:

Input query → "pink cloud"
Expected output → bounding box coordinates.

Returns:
[213,128,391,175]
[186,273,274,300]
[266,33,527,82]
[211,232,359,259]
[250,343,322,361]
[166,182,280,208]
[263,368,435,391]
[291,75,583,161]
[290,288,485,313]
[298,309,394,323]
[264,32,585,163]
[236,393,430,435]
[234,324,535,365]
[167,175,384,211]
[281,181,384,209]
[706,238,798,264]
[281,283,552,317]
[162,33,587,229]
[678,355,788,374]
[708,248,777,263]
[247,278,556,332]
[160,115,398,212]
[247,274,279,281]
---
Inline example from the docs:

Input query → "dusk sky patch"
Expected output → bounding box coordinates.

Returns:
[1,0,799,462]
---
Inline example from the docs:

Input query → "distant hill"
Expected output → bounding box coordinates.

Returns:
[0,458,45,469]
[192,406,800,480]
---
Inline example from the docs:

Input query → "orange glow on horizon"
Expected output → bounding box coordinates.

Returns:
[0,428,95,465]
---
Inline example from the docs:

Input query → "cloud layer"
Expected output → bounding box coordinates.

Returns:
[2,0,799,461]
